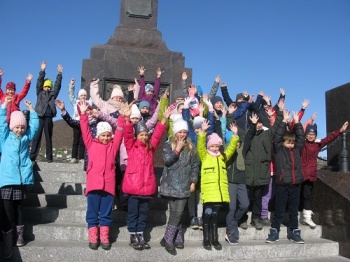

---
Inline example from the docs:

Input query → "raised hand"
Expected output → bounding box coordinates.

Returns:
[26,73,33,82]
[249,113,259,124]
[182,71,188,81]
[70,78,75,86]
[201,119,210,132]
[41,61,47,71]
[229,122,238,134]
[340,121,349,132]
[221,106,227,118]
[283,109,291,123]
[198,103,204,116]
[292,111,299,123]
[311,112,317,122]
[156,67,163,78]
[55,99,65,110]
[202,98,213,112]
[0,67,4,76]
[228,103,237,114]
[24,100,34,111]
[215,75,221,84]
[280,88,285,96]
[302,99,310,109]
[162,87,169,98]
[138,66,146,76]
[78,100,89,114]
[57,64,63,73]
[4,96,13,104]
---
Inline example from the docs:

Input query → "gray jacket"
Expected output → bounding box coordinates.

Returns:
[159,141,199,198]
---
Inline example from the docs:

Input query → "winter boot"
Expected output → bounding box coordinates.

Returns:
[265,228,279,243]
[1,229,14,259]
[197,217,203,230]
[251,218,263,230]
[100,226,111,250]
[88,226,99,250]
[300,209,317,229]
[287,228,305,244]
[129,233,143,250]
[160,224,177,251]
[174,224,184,249]
[137,232,150,249]
[334,209,347,225]
[324,210,335,227]
[16,225,25,247]
[210,213,222,250]
[202,213,211,250]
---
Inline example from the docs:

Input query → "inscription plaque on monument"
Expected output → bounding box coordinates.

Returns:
[126,0,152,18]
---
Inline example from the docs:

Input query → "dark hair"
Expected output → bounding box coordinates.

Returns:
[283,130,296,143]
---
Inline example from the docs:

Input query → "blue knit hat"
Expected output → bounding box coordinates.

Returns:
[305,123,317,136]
[138,101,150,110]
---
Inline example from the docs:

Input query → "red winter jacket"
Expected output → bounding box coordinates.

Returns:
[80,114,123,196]
[122,119,167,196]
[0,80,31,123]
[301,129,342,181]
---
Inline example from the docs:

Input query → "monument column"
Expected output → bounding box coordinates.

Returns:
[81,0,191,101]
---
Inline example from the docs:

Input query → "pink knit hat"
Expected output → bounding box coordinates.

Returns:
[206,133,223,149]
[10,111,27,131]
[110,85,124,99]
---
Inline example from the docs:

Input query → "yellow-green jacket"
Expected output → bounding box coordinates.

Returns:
[197,132,239,204]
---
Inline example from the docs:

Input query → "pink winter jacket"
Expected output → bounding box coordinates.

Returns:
[80,114,123,196]
[122,119,167,196]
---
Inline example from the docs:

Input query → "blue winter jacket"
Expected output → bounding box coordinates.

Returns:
[0,108,39,187]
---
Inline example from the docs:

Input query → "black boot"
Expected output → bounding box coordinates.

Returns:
[137,233,150,249]
[202,214,211,250]
[129,233,143,250]
[210,213,222,250]
[2,229,14,259]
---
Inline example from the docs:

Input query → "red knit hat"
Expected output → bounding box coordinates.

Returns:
[10,111,27,131]
[6,82,16,92]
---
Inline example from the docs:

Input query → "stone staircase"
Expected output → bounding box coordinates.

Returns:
[8,162,350,261]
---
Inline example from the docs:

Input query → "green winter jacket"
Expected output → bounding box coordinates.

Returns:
[197,132,239,204]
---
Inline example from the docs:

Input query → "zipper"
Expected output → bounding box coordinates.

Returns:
[217,157,223,201]
[18,138,23,184]
[290,149,296,184]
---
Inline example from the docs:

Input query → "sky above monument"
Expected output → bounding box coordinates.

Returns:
[1,0,350,157]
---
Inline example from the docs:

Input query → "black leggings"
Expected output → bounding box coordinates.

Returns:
[2,200,23,231]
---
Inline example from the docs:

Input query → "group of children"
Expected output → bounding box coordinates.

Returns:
[0,64,348,258]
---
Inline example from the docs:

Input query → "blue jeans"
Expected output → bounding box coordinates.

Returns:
[226,183,249,234]
[86,191,114,228]
[127,196,150,233]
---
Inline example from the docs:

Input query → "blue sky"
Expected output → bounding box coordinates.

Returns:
[1,1,350,157]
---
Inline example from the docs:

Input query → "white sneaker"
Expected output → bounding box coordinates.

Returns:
[70,158,77,164]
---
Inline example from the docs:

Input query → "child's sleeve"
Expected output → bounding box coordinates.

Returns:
[197,132,207,161]
[112,119,124,154]
[146,102,160,130]
[62,111,80,129]
[224,134,239,160]
[123,122,136,151]
[153,76,161,99]
[89,82,107,111]
[294,123,305,152]
[27,111,39,141]
[208,80,219,99]
[138,75,146,101]
[150,121,167,150]
[80,114,93,149]
[162,142,179,167]
[97,111,118,128]
[16,80,31,103]
[273,121,288,153]
[0,76,3,100]
[36,70,45,95]
[158,97,169,122]
[0,108,9,143]
[220,85,234,106]
[190,153,200,184]
[68,83,76,106]
[53,72,63,99]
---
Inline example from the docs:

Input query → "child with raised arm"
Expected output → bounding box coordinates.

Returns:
[121,104,169,250]
[197,119,239,251]
[0,68,33,123]
[265,110,305,244]
[30,61,63,163]
[137,66,162,116]
[0,97,39,258]
[159,118,200,252]
[300,114,348,228]
[68,78,93,163]
[78,100,124,251]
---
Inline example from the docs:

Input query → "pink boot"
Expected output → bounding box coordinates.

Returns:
[88,226,99,250]
[100,226,111,250]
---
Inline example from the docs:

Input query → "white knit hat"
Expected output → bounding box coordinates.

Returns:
[78,89,87,98]
[96,122,112,138]
[130,104,141,119]
[110,85,124,99]
[170,113,183,123]
[172,119,188,135]
[193,116,205,129]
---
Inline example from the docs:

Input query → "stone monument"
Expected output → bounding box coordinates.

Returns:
[81,0,191,101]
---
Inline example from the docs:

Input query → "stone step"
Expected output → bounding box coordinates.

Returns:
[23,193,168,210]
[34,161,85,173]
[23,207,169,225]
[23,222,322,242]
[34,170,86,183]
[30,181,86,195]
[12,238,342,262]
